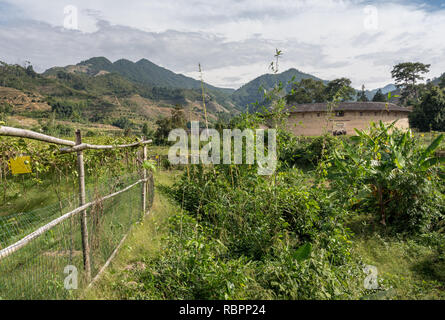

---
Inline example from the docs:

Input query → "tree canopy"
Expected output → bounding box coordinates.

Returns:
[286,78,327,104]
[357,85,369,102]
[372,89,386,102]
[325,78,356,102]
[409,86,445,132]
[391,62,430,104]
[285,77,355,104]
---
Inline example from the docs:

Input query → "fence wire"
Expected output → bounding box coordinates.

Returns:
[0,172,154,300]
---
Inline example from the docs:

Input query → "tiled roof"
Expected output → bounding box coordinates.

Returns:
[286,102,412,113]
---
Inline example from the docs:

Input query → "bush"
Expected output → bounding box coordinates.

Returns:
[114,208,362,300]
[164,163,363,299]
[112,214,255,300]
[329,121,445,233]
[279,132,341,168]
[112,117,132,130]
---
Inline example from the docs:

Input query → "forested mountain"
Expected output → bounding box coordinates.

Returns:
[44,57,235,95]
[0,60,237,132]
[3,56,431,135]
[231,68,325,109]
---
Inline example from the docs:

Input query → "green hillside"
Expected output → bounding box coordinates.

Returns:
[45,57,235,94]
[44,57,237,111]
[0,61,238,133]
[231,68,324,110]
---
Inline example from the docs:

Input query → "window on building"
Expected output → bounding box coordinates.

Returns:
[335,111,345,117]
[360,112,363,116]
[317,113,320,117]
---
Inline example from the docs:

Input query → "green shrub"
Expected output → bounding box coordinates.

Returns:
[112,117,132,130]
[113,209,362,300]
[167,163,362,296]
[113,214,255,300]
[329,121,445,233]
[279,132,341,169]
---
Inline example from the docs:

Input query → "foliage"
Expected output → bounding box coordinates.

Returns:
[409,86,445,132]
[325,78,356,102]
[118,162,364,300]
[372,89,386,102]
[279,132,341,168]
[328,121,444,232]
[112,117,133,130]
[142,160,157,173]
[439,74,445,89]
[391,62,431,105]
[0,134,142,210]
[357,85,369,102]
[141,123,154,139]
[285,77,355,105]
[0,102,12,122]
[286,78,328,104]
[231,68,324,110]
[154,105,187,145]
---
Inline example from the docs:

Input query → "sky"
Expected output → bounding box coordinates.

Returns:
[0,0,444,90]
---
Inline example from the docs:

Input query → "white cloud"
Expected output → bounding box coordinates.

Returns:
[1,0,444,89]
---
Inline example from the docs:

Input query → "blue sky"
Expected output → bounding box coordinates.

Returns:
[0,0,444,89]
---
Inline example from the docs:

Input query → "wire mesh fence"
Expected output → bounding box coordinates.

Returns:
[0,171,154,300]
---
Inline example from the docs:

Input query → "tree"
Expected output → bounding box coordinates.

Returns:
[154,105,187,145]
[357,85,369,102]
[325,78,356,102]
[0,102,13,122]
[409,86,445,132]
[439,73,445,89]
[142,122,154,138]
[171,104,187,128]
[286,78,327,104]
[391,62,431,104]
[51,102,73,119]
[112,117,132,130]
[372,89,386,102]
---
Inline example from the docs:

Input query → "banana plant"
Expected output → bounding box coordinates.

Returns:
[328,120,444,227]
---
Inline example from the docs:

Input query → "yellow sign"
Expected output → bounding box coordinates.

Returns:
[8,156,32,174]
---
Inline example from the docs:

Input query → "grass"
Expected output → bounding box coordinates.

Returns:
[83,169,181,299]
[0,174,78,216]
[415,131,445,151]
[0,172,144,300]
[348,214,445,300]
[83,168,445,300]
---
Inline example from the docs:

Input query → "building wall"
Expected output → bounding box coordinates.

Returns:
[285,111,410,136]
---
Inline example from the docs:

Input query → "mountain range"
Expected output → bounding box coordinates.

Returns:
[44,56,400,109]
[44,57,235,95]
[1,56,413,133]
[364,84,397,100]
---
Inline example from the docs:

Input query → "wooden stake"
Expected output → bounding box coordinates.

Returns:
[76,130,91,282]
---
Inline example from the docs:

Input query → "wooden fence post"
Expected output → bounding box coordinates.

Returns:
[76,130,91,282]
[141,140,147,218]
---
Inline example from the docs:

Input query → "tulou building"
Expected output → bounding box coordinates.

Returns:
[284,102,411,136]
